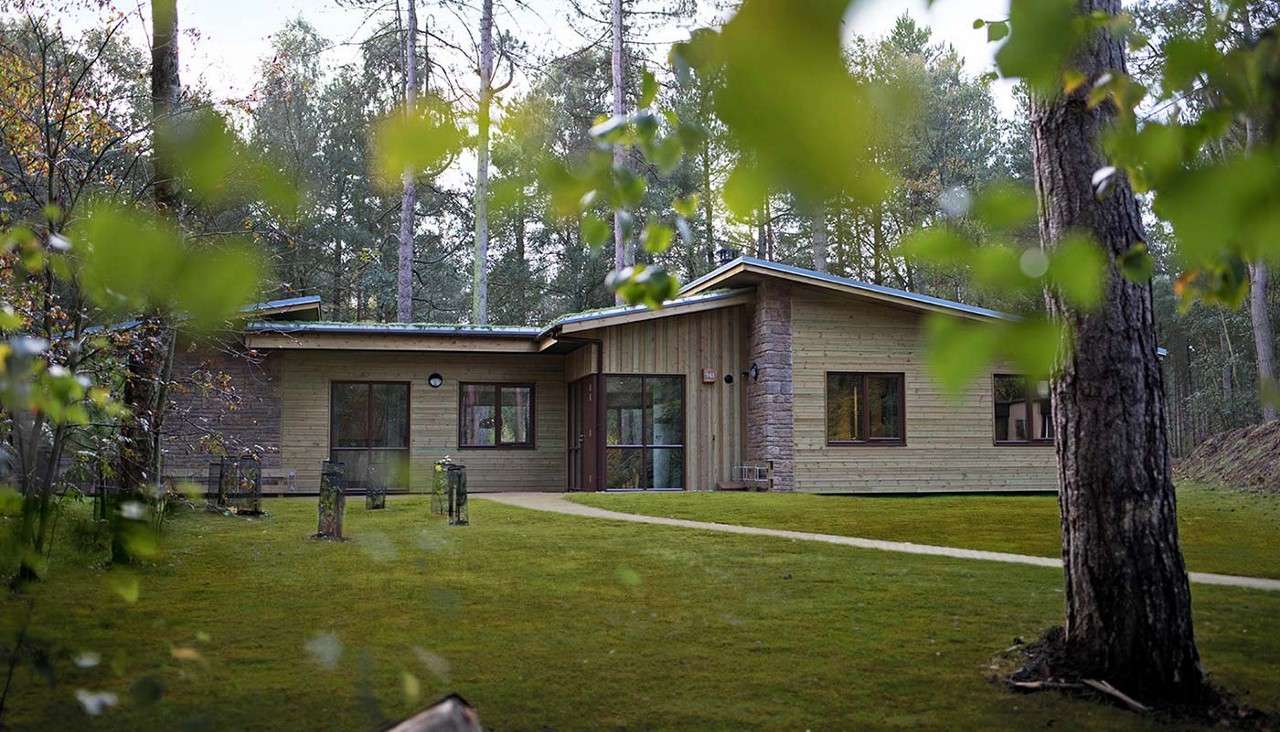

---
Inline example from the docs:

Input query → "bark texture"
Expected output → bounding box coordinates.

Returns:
[1030,0,1203,701]
[610,0,626,302]
[397,0,419,323]
[471,0,494,324]
[1250,261,1278,421]
[811,201,827,272]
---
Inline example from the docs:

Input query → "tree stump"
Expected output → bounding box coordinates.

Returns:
[316,460,346,540]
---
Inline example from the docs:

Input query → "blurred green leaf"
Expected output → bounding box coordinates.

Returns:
[642,223,675,254]
[722,162,766,219]
[581,214,611,248]
[639,69,659,108]
[1118,243,1154,283]
[608,265,680,309]
[673,193,700,219]
[971,182,1037,231]
[924,316,1001,397]
[986,20,1009,42]
[1005,317,1068,380]
[995,0,1082,94]
[899,227,971,267]
[706,0,893,203]
[372,100,464,190]
[1048,234,1107,308]
[1162,36,1219,93]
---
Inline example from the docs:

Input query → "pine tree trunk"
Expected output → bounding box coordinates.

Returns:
[701,142,715,266]
[1030,0,1203,701]
[1249,261,1278,420]
[397,0,418,323]
[811,201,827,273]
[471,0,493,324]
[610,0,626,302]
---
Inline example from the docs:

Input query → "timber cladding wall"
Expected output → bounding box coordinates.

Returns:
[790,288,1058,493]
[275,351,566,493]
[582,305,746,491]
[162,341,283,484]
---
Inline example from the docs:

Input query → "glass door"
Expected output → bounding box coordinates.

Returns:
[604,375,684,490]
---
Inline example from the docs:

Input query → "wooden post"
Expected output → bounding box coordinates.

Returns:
[316,460,346,540]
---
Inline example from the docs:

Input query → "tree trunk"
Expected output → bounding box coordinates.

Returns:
[811,200,827,273]
[1249,261,1278,420]
[113,0,182,564]
[397,0,418,322]
[471,0,493,324]
[610,0,626,302]
[701,140,715,266]
[1241,0,1278,422]
[1030,0,1203,701]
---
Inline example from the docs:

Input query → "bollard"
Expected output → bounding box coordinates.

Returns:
[316,460,346,539]
[447,464,468,526]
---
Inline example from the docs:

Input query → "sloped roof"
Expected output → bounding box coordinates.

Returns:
[537,288,754,337]
[681,256,1011,321]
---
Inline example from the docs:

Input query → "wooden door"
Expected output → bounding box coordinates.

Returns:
[568,376,601,491]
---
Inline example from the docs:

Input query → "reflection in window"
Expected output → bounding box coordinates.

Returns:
[606,376,684,489]
[993,375,1053,443]
[330,382,410,491]
[826,373,904,445]
[460,383,534,447]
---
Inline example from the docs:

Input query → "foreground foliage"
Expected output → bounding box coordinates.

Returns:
[0,496,1277,729]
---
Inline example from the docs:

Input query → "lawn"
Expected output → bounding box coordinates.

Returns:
[0,495,1276,730]
[569,483,1280,579]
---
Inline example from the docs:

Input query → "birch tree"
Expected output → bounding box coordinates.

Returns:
[471,0,495,323]
[610,0,627,303]
[397,0,419,322]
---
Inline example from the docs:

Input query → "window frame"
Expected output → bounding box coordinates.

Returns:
[328,380,411,490]
[992,374,1055,446]
[824,371,907,447]
[603,373,687,490]
[457,382,537,450]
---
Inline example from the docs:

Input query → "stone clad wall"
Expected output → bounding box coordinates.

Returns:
[746,280,795,491]
[161,339,283,488]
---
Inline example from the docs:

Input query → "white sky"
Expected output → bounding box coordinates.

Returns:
[79,0,1015,117]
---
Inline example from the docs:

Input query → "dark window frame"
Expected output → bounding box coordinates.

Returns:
[328,381,411,490]
[604,373,687,490]
[824,371,907,447]
[457,382,537,450]
[992,374,1055,446]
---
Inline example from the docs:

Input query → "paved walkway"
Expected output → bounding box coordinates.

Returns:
[478,492,1280,593]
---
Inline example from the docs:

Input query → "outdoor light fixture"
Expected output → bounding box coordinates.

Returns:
[427,372,444,388]
[742,363,759,382]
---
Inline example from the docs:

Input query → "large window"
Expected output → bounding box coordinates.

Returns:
[330,382,410,490]
[459,383,535,448]
[605,375,684,489]
[826,372,905,446]
[993,375,1054,444]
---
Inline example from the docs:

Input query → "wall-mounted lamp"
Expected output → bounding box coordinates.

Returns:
[742,363,760,382]
[427,372,444,388]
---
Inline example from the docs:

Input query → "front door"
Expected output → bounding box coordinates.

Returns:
[567,375,600,491]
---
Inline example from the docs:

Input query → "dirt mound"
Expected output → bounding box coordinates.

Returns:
[1176,422,1280,494]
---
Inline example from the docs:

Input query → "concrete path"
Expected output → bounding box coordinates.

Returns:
[478,492,1280,593]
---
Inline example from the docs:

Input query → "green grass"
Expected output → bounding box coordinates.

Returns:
[1,495,1277,730]
[569,483,1280,579]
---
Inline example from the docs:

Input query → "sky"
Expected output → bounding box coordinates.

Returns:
[80,0,1016,117]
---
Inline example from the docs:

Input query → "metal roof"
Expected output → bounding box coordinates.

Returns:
[243,295,321,313]
[537,288,753,337]
[681,255,1013,321]
[244,320,541,338]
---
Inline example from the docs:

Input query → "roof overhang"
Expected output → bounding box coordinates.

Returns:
[242,295,322,321]
[244,321,543,352]
[680,257,1010,322]
[538,288,755,340]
